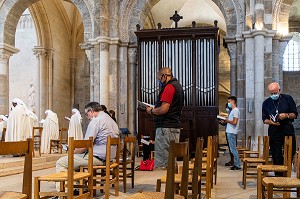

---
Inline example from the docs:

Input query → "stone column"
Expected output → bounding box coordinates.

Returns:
[0,43,19,114]
[128,47,137,133]
[225,39,237,97]
[70,57,77,106]
[33,46,53,119]
[236,36,246,140]
[109,39,119,111]
[99,41,109,106]
[278,35,292,91]
[79,42,94,101]
[118,43,128,129]
[243,31,255,139]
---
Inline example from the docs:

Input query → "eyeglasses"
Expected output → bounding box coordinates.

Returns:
[270,92,279,95]
[85,109,91,116]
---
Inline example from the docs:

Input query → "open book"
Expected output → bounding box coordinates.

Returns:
[138,100,154,110]
[217,115,226,121]
[141,138,150,145]
[270,113,278,122]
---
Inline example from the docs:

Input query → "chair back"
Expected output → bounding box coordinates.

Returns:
[257,136,261,156]
[0,138,33,198]
[165,140,189,199]
[123,136,136,164]
[32,127,43,138]
[283,136,293,177]
[1,127,6,142]
[246,135,251,150]
[106,135,121,164]
[192,137,204,199]
[67,137,93,198]
[262,136,270,164]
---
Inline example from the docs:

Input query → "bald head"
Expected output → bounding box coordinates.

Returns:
[159,67,172,76]
[268,82,280,93]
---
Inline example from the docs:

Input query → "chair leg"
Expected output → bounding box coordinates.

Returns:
[123,166,127,193]
[115,167,119,196]
[257,168,262,199]
[156,179,161,192]
[266,183,273,199]
[132,163,135,188]
[34,177,40,199]
[243,161,246,189]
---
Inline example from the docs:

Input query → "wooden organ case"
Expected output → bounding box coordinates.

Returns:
[135,21,220,152]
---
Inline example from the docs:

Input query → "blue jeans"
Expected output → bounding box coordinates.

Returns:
[227,133,240,168]
[154,128,180,168]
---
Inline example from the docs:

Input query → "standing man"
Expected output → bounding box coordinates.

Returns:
[224,96,241,170]
[262,82,297,170]
[146,67,184,168]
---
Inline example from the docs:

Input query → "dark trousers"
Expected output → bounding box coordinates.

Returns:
[143,143,154,161]
[268,124,296,166]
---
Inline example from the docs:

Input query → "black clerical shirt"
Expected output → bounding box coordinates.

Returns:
[262,94,298,125]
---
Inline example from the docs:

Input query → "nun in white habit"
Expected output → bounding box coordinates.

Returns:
[66,108,83,140]
[6,98,31,141]
[41,110,59,154]
[0,115,8,139]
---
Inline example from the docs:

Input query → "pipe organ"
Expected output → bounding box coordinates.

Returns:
[135,22,219,151]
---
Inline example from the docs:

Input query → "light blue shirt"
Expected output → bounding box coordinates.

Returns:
[226,107,240,135]
[84,111,119,159]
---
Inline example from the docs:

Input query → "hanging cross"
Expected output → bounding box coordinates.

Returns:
[170,11,183,28]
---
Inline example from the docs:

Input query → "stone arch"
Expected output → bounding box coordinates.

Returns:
[120,0,244,44]
[0,0,93,47]
[273,0,294,32]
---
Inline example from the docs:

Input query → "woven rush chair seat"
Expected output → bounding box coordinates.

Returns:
[243,157,266,163]
[263,177,300,188]
[126,192,184,199]
[0,191,27,199]
[257,165,288,172]
[37,171,91,181]
[160,173,200,183]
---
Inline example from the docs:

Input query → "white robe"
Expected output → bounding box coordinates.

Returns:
[68,114,83,140]
[6,105,31,141]
[41,112,59,154]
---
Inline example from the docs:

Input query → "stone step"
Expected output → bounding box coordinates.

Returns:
[0,153,65,177]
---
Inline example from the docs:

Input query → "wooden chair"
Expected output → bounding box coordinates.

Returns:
[1,127,6,142]
[119,136,136,193]
[32,127,42,157]
[242,136,269,189]
[258,136,293,199]
[127,140,189,199]
[80,135,120,199]
[156,138,203,198]
[0,138,33,199]
[49,127,68,154]
[243,136,261,159]
[238,135,252,158]
[34,137,94,199]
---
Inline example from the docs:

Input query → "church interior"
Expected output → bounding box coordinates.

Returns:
[1,0,300,198]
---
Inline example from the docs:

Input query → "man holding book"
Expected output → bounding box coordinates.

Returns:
[262,82,298,170]
[146,67,184,168]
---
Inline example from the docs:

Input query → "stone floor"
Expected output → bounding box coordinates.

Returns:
[0,150,295,199]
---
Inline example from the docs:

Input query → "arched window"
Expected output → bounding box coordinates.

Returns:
[283,33,300,71]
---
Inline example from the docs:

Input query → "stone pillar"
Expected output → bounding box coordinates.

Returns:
[278,35,292,91]
[109,39,119,111]
[79,42,94,101]
[236,36,246,140]
[118,43,128,129]
[243,31,255,139]
[70,57,77,106]
[253,30,266,138]
[0,43,19,114]
[128,46,137,133]
[99,42,109,106]
[225,40,237,97]
[33,46,54,119]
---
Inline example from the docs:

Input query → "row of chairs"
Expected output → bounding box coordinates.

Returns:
[0,135,137,199]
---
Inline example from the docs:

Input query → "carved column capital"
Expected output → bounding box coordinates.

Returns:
[0,43,19,75]
[128,47,137,63]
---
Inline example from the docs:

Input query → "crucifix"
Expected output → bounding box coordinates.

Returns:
[170,11,183,28]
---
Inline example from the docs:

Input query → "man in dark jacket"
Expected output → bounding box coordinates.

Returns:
[146,67,184,168]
